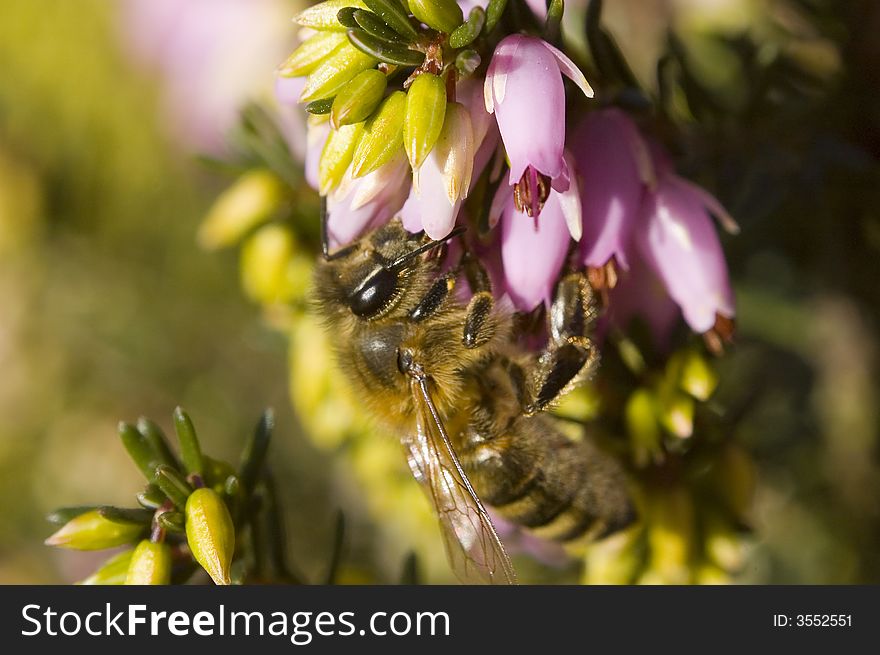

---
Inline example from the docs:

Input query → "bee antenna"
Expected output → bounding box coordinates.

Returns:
[390,226,466,270]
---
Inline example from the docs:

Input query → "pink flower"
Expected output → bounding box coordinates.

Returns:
[484,35,593,216]
[325,153,411,249]
[499,190,573,311]
[572,109,654,271]
[635,168,737,334]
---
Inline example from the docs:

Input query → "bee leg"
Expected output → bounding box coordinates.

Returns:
[461,250,492,294]
[409,273,457,322]
[521,273,601,415]
[463,292,496,349]
[523,337,599,416]
[548,272,600,345]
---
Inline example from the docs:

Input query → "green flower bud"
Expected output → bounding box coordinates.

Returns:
[408,0,463,34]
[45,510,143,551]
[645,486,695,584]
[295,0,368,31]
[198,170,285,250]
[319,123,365,194]
[582,527,643,585]
[185,488,235,586]
[404,73,447,169]
[678,349,718,401]
[351,90,406,177]
[703,510,745,572]
[331,69,387,129]
[300,43,378,103]
[240,224,295,305]
[658,389,694,438]
[125,540,172,585]
[78,550,134,585]
[625,388,662,468]
[713,444,755,521]
[278,31,348,77]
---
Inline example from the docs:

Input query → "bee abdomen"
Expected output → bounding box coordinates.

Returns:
[461,418,636,544]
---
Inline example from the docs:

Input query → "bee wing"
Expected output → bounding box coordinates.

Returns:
[403,377,517,585]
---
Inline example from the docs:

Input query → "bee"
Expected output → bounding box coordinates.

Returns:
[314,216,635,584]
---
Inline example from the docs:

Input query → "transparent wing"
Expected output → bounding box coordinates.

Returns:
[402,377,516,585]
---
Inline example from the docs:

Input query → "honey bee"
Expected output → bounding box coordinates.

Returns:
[314,217,635,584]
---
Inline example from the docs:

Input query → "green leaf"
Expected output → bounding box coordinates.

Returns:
[118,421,161,479]
[306,97,336,114]
[238,408,274,492]
[336,6,361,29]
[157,511,186,533]
[346,28,425,67]
[98,506,155,526]
[354,9,406,42]
[136,417,179,471]
[449,7,485,49]
[46,506,98,526]
[363,0,419,41]
[153,465,193,511]
[485,0,508,33]
[173,406,204,477]
[136,485,166,510]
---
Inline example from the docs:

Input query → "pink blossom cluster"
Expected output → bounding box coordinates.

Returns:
[283,29,737,344]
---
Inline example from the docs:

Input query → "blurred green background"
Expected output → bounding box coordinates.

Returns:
[1,0,879,584]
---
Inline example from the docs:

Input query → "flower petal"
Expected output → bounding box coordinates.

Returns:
[540,40,594,99]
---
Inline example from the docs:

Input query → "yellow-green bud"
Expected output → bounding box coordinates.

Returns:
[404,73,447,169]
[295,0,368,31]
[678,349,718,401]
[78,549,134,585]
[408,0,464,34]
[713,444,756,521]
[44,510,143,551]
[300,44,378,103]
[197,170,285,250]
[319,123,365,194]
[581,527,643,585]
[279,32,348,77]
[240,224,295,305]
[351,90,406,177]
[125,540,172,585]
[185,488,235,586]
[331,69,387,129]
[658,389,694,438]
[645,486,695,584]
[625,388,662,468]
[703,511,745,572]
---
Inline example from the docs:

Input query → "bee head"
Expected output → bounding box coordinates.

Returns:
[314,220,464,321]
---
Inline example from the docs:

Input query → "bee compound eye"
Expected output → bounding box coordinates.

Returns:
[348,265,398,318]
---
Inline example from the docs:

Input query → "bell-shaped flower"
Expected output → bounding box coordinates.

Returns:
[635,168,737,335]
[484,34,593,216]
[499,190,573,312]
[326,151,411,248]
[572,109,654,272]
[401,102,474,240]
